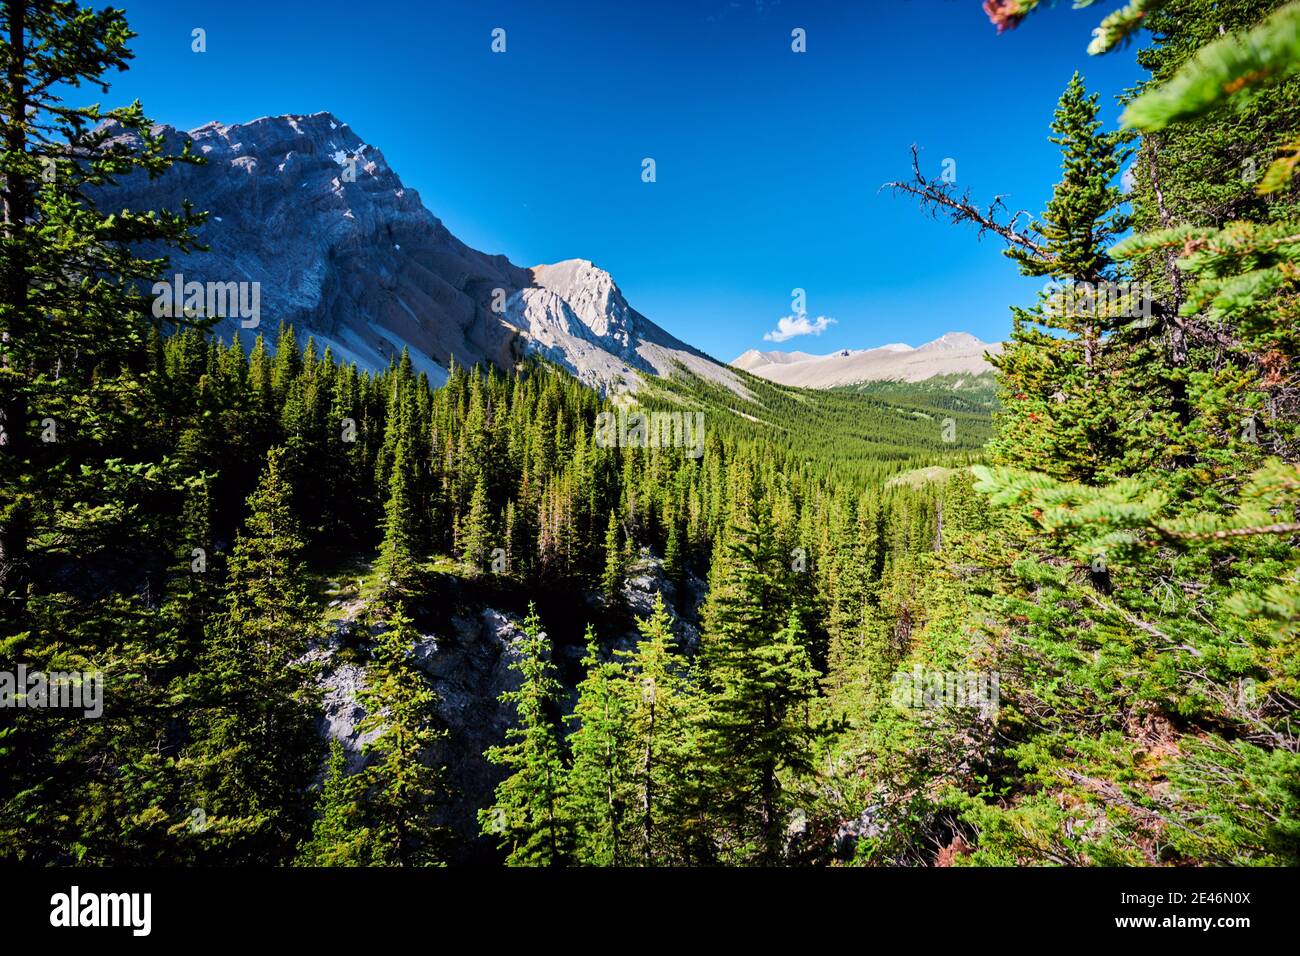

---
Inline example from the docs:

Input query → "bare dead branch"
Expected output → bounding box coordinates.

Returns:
[881,145,1051,260]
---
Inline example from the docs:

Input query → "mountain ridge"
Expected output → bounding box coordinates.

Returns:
[98,111,748,396]
[731,331,1000,388]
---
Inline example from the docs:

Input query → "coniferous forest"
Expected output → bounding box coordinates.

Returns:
[1,0,1299,895]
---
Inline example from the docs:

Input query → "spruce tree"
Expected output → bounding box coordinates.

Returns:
[377,435,421,596]
[620,593,701,865]
[296,740,367,866]
[0,0,204,864]
[601,509,625,602]
[190,446,321,862]
[460,475,492,575]
[479,604,573,865]
[563,626,633,866]
[354,608,447,866]
[698,508,823,864]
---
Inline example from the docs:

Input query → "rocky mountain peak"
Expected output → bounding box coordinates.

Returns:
[98,113,749,397]
[917,331,983,352]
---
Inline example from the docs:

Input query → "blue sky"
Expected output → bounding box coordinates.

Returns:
[110,0,1146,362]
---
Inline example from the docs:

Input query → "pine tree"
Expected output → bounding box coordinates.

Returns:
[479,604,573,865]
[1007,72,1129,284]
[354,608,447,866]
[868,0,1300,866]
[0,0,205,864]
[460,475,492,575]
[989,74,1134,483]
[620,594,702,865]
[296,740,367,866]
[698,508,823,864]
[377,434,421,596]
[601,509,625,602]
[190,446,321,863]
[563,626,633,866]
[663,506,683,586]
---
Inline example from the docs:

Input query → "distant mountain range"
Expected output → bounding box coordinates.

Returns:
[98,111,747,396]
[732,332,1001,388]
[98,110,997,397]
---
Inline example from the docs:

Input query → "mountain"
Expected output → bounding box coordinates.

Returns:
[732,348,820,371]
[730,332,1001,387]
[98,111,746,395]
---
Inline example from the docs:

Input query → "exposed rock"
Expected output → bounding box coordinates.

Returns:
[309,602,527,860]
[414,608,528,850]
[308,553,703,860]
[834,804,885,857]
[306,620,379,774]
[97,111,749,398]
[620,551,703,655]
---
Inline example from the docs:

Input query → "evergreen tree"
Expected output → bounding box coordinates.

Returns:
[989,74,1133,482]
[564,626,633,866]
[479,604,573,865]
[699,509,824,864]
[0,0,204,864]
[190,446,321,863]
[620,594,702,865]
[601,509,625,602]
[296,740,367,866]
[460,475,492,575]
[354,609,447,866]
[377,434,421,596]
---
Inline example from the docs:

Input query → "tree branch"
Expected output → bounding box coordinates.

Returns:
[881,145,1051,259]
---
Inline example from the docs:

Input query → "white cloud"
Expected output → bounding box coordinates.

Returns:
[763,314,837,343]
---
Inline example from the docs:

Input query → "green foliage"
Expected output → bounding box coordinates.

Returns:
[353,609,447,865]
[17,0,1300,872]
[866,0,1300,868]
[564,627,634,866]
[297,740,367,866]
[1088,0,1166,55]
[479,604,573,866]
[1007,72,1130,283]
[189,446,322,862]
[1122,2,1300,131]
[600,510,625,602]
[0,0,203,864]
[698,508,826,864]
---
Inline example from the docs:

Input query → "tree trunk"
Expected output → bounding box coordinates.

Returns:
[0,0,31,606]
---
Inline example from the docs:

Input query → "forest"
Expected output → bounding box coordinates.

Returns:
[0,0,1298,868]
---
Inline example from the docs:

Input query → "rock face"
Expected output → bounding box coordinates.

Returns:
[731,332,1002,387]
[310,554,700,861]
[99,111,747,395]
[415,609,529,850]
[619,551,704,656]
[311,603,528,861]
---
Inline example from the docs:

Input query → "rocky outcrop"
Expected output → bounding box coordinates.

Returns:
[309,553,701,860]
[620,551,704,656]
[311,603,527,860]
